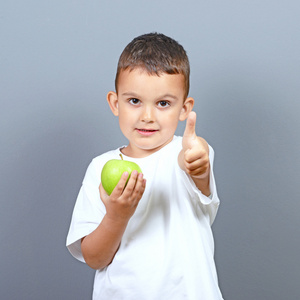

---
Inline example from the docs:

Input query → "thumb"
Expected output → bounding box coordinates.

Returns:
[183,111,197,138]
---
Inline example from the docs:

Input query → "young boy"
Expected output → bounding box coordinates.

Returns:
[66,33,223,299]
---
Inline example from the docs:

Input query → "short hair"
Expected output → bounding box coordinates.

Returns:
[115,32,190,98]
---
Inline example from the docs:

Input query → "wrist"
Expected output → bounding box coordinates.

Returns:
[103,213,130,230]
[191,168,211,196]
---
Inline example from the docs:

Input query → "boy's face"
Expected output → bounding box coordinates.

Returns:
[107,68,194,158]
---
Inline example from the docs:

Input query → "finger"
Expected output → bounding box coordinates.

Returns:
[183,111,197,138]
[122,170,139,196]
[188,165,210,177]
[110,171,129,197]
[131,173,146,200]
[184,146,207,163]
[185,159,209,174]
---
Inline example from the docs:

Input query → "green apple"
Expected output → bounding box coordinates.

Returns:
[101,154,142,195]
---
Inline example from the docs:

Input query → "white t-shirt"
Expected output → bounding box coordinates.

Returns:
[66,136,223,299]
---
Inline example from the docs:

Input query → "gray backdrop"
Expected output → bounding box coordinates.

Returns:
[1,0,299,299]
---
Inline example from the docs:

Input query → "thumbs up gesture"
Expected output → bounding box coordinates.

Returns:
[179,111,210,195]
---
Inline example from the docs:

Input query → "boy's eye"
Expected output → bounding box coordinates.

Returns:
[129,98,140,105]
[158,101,170,107]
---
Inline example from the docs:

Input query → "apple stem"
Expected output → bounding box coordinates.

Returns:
[119,153,124,160]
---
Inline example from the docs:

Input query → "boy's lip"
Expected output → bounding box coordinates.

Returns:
[136,128,158,136]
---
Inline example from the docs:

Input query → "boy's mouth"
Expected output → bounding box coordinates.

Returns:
[136,128,158,136]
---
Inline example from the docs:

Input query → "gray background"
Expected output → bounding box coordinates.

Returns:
[1,0,299,299]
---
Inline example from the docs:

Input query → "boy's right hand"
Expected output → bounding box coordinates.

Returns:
[99,171,146,223]
[82,172,146,270]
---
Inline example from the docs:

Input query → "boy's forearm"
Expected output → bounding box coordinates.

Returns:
[81,214,129,270]
[190,169,211,196]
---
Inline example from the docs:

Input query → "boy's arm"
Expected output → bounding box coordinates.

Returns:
[81,171,146,270]
[178,112,211,196]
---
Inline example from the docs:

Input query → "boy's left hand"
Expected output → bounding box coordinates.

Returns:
[181,111,210,179]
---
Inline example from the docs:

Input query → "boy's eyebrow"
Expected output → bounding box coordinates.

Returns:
[121,92,179,100]
[121,92,140,98]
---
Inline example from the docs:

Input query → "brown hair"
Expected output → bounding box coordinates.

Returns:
[115,32,190,98]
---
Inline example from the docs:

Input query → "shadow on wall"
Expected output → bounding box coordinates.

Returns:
[207,72,300,299]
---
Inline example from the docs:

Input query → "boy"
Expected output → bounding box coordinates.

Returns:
[66,33,223,299]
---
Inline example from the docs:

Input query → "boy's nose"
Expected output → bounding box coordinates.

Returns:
[141,106,155,123]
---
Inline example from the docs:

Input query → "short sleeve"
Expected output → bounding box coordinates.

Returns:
[66,159,106,262]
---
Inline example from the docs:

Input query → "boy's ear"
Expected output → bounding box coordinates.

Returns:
[107,91,119,116]
[179,97,194,121]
